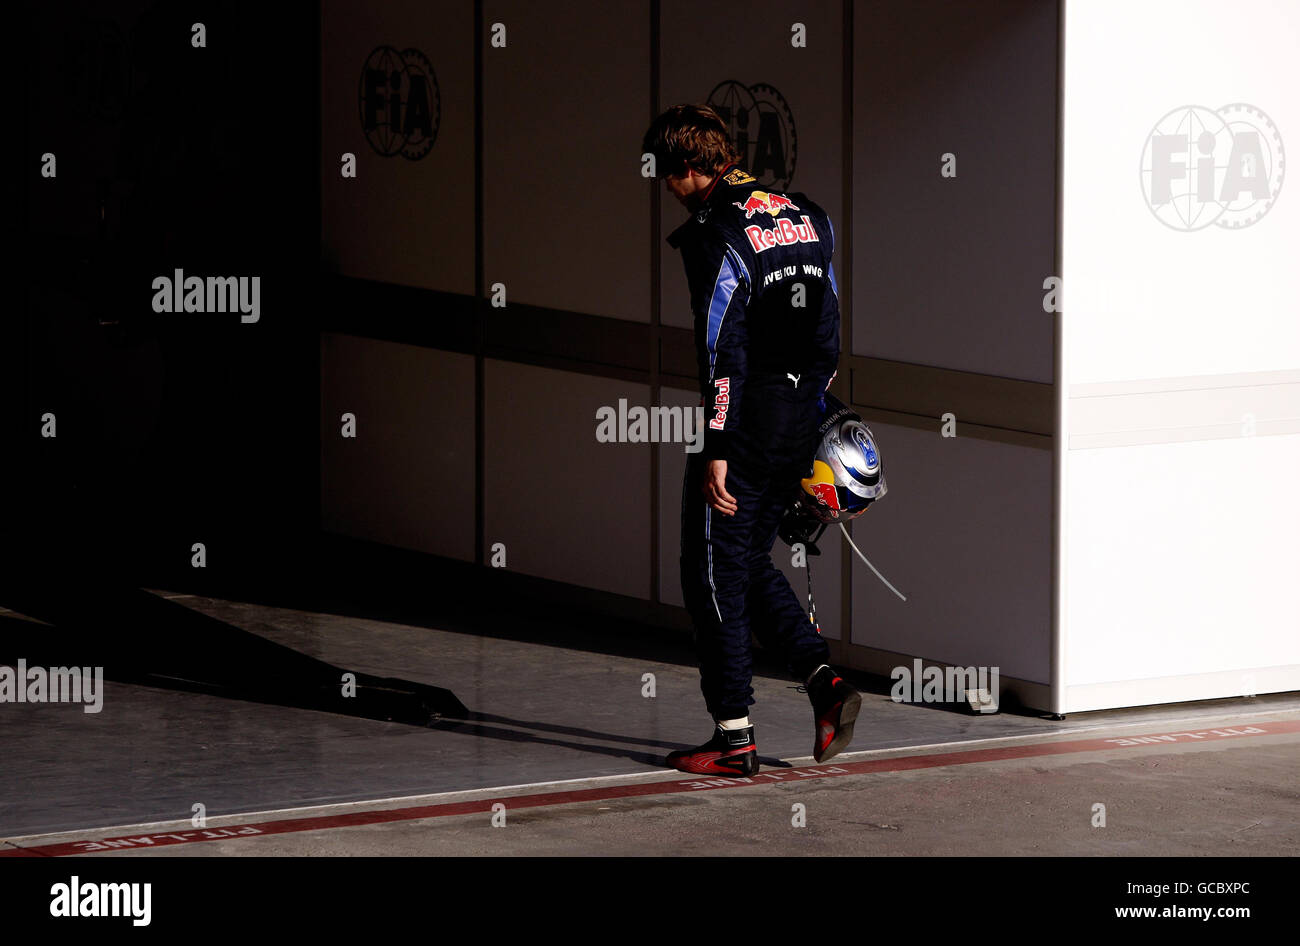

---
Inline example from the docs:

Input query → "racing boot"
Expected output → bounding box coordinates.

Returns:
[666,722,758,776]
[806,665,862,763]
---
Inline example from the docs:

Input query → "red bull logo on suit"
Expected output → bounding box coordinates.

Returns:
[732,189,799,219]
[732,189,818,253]
[743,215,820,254]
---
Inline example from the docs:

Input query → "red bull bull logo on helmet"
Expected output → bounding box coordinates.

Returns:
[809,482,840,512]
[802,460,841,513]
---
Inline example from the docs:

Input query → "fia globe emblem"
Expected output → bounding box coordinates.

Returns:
[1139,103,1284,230]
[358,46,440,160]
[706,80,797,190]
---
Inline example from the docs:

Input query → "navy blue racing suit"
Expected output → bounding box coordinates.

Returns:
[667,164,842,721]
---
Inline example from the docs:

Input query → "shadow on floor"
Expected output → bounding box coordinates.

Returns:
[0,588,466,727]
[0,524,1016,749]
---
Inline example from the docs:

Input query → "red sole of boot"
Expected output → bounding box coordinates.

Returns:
[667,749,759,777]
[815,690,862,763]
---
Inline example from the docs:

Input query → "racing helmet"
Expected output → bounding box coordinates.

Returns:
[779,394,887,549]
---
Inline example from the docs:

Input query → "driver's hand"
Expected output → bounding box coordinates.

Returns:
[702,459,738,517]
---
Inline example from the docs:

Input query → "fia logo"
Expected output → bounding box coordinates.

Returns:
[707,80,797,191]
[1140,103,1284,230]
[359,46,441,160]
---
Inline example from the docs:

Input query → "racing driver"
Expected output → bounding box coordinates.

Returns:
[643,104,863,777]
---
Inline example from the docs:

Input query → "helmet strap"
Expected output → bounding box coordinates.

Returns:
[804,521,827,630]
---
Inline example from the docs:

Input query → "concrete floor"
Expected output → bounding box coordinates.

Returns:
[41,721,1300,857]
[2,591,1297,855]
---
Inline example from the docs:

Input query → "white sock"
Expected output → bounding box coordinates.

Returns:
[806,664,830,686]
[717,716,750,730]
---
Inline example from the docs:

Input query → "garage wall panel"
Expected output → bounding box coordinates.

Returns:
[320,334,475,560]
[321,2,474,293]
[483,1,650,322]
[485,360,651,598]
[851,0,1057,382]
[848,419,1052,683]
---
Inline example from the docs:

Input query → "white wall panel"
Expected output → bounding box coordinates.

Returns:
[1061,0,1300,386]
[1059,0,1300,711]
[1065,435,1300,690]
